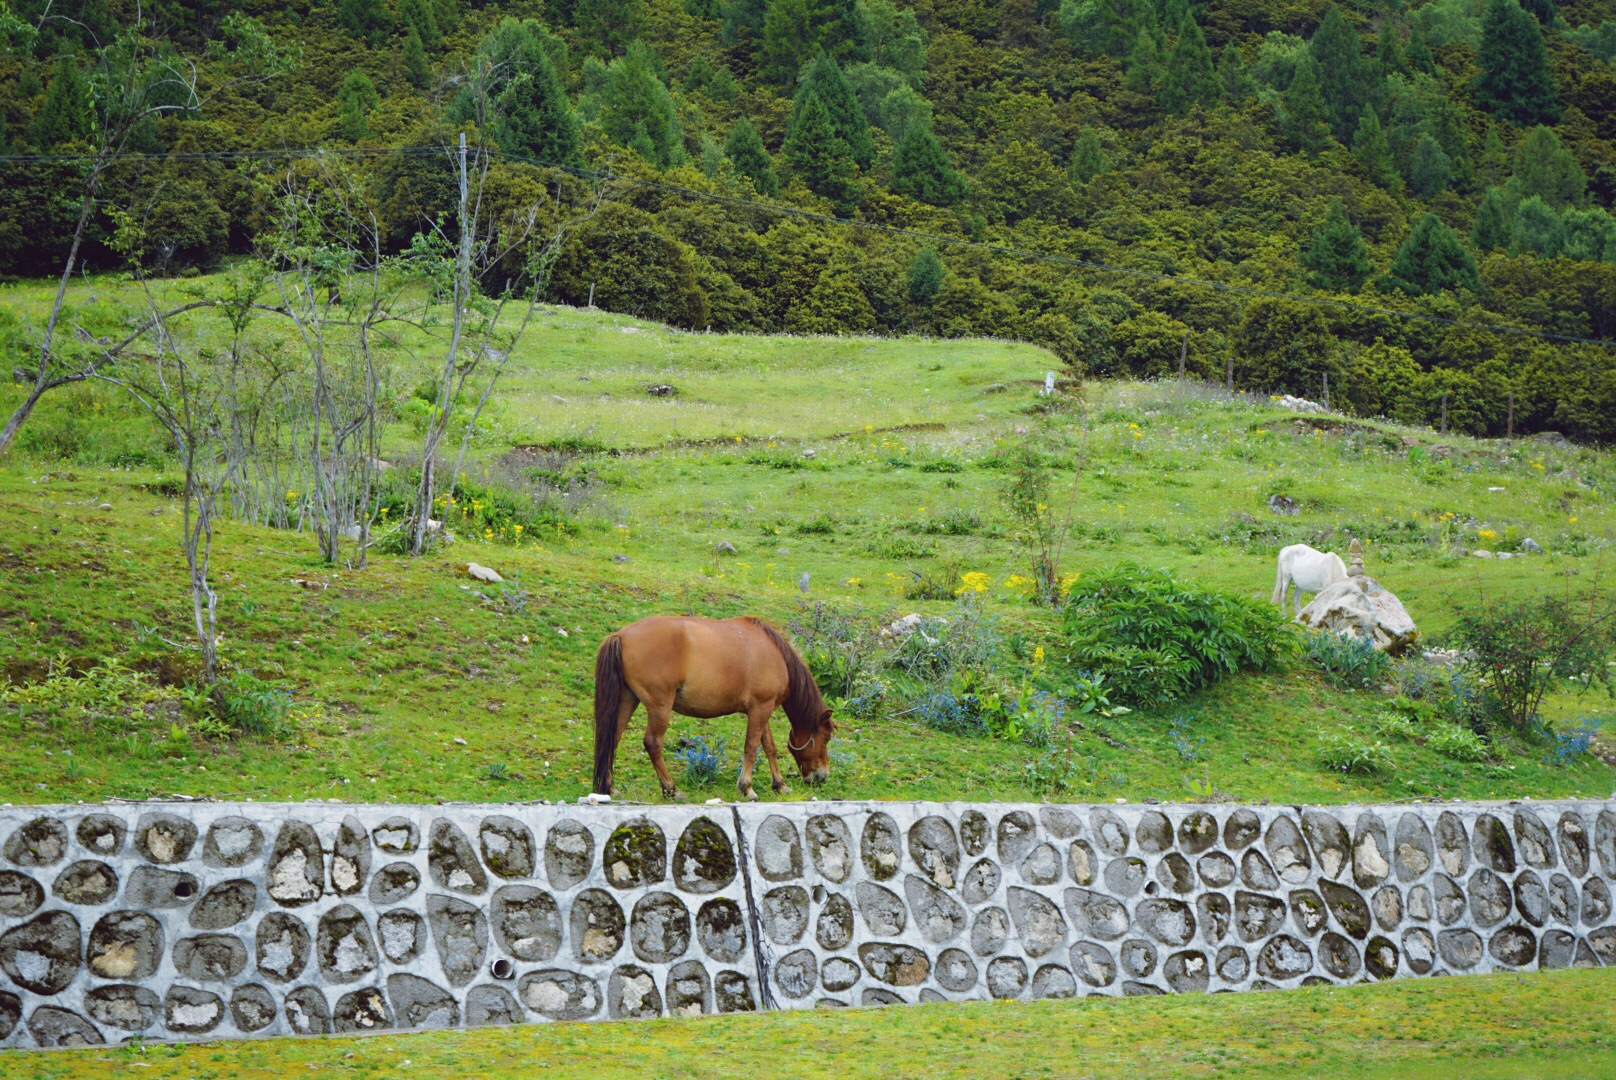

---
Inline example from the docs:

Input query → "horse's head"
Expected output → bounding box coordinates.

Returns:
[788,708,837,784]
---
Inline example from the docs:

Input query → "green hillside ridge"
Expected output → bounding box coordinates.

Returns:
[1,291,1612,809]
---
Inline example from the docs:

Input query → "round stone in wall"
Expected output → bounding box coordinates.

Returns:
[126,865,201,909]
[491,884,561,962]
[997,811,1038,864]
[1197,851,1235,889]
[388,972,459,1029]
[189,879,257,930]
[1223,809,1261,850]
[1176,811,1217,855]
[201,817,263,869]
[1537,929,1577,969]
[1402,926,1436,974]
[1301,811,1350,881]
[985,956,1027,998]
[1040,807,1081,840]
[1407,884,1433,922]
[1163,950,1209,993]
[0,991,20,1041]
[815,891,853,950]
[1264,816,1312,883]
[283,986,332,1035]
[429,819,489,896]
[1488,924,1536,967]
[1320,879,1372,940]
[1514,809,1556,870]
[371,817,420,855]
[478,816,535,880]
[1515,870,1549,928]
[1317,932,1360,979]
[368,863,420,906]
[1393,813,1434,881]
[971,905,1010,955]
[1119,938,1157,980]
[696,897,747,962]
[173,933,248,981]
[760,885,809,945]
[962,857,1002,905]
[316,905,379,984]
[1433,873,1466,925]
[1136,897,1196,946]
[571,888,626,963]
[1547,874,1575,925]
[1365,935,1398,980]
[630,891,692,963]
[1070,941,1116,987]
[134,813,196,865]
[861,813,902,880]
[427,894,488,987]
[1065,888,1129,941]
[1089,809,1129,857]
[1068,840,1097,886]
[775,949,818,999]
[1437,928,1483,970]
[5,816,68,867]
[1240,850,1279,891]
[1214,945,1248,983]
[859,942,930,986]
[1582,878,1612,926]
[53,860,118,905]
[520,969,602,1020]
[1471,814,1517,874]
[377,910,425,964]
[4,911,87,990]
[0,870,44,917]
[672,816,736,893]
[806,815,853,883]
[1233,891,1285,943]
[1136,811,1173,855]
[821,956,861,992]
[164,985,225,1034]
[1031,963,1077,999]
[230,984,278,1033]
[715,970,756,1013]
[1103,857,1147,897]
[1196,893,1230,944]
[76,814,127,858]
[1156,853,1194,894]
[332,817,372,896]
[609,965,663,1019]
[333,986,393,1033]
[85,984,161,1031]
[1435,812,1470,876]
[862,988,903,1007]
[959,810,989,857]
[856,881,907,937]
[910,816,960,889]
[755,815,804,882]
[1255,934,1312,980]
[666,959,712,1016]
[1352,814,1391,890]
[1557,812,1590,877]
[254,912,311,983]
[934,947,978,992]
[266,822,324,907]
[1021,843,1062,887]
[466,984,524,1027]
[28,1005,103,1047]
[1007,886,1067,957]
[1371,884,1403,930]
[1467,868,1512,928]
[906,874,966,944]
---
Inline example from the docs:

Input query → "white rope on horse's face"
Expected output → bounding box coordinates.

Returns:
[787,731,813,752]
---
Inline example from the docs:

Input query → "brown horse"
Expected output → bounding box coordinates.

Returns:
[592,615,836,800]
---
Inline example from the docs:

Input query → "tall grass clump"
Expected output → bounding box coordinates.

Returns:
[1061,564,1295,705]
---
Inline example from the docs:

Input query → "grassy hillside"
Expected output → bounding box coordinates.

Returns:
[17,968,1616,1079]
[1,281,1613,809]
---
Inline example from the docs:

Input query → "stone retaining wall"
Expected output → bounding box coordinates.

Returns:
[0,798,1612,1048]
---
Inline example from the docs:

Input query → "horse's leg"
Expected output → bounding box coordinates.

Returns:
[737,709,768,802]
[759,716,790,795]
[642,701,683,801]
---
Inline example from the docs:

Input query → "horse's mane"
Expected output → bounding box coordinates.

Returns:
[746,617,828,729]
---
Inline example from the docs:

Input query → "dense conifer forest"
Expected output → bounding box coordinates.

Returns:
[3,0,1616,438]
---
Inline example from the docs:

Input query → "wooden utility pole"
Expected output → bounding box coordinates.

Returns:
[1440,393,1448,436]
[1322,372,1329,411]
[1507,390,1515,440]
[1178,334,1187,378]
[1226,357,1233,393]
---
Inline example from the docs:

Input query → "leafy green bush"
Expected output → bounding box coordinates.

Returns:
[1425,724,1490,762]
[1305,630,1391,690]
[1453,593,1616,733]
[1316,730,1391,774]
[216,671,295,739]
[1061,565,1295,705]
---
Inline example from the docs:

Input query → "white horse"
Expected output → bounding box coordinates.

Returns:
[1273,543,1347,616]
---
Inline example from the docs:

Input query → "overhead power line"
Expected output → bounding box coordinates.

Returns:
[3,143,1613,350]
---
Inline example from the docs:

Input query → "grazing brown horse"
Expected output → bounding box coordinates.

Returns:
[593,615,836,800]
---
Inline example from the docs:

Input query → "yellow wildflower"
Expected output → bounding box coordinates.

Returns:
[1034,646,1045,664]
[956,571,991,595]
[1005,574,1033,592]
[1478,528,1498,542]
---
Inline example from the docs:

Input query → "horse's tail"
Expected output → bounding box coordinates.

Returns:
[1272,553,1288,606]
[592,635,626,795]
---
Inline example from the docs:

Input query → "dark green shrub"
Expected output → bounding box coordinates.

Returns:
[1453,592,1616,733]
[1061,564,1295,705]
[1305,630,1391,690]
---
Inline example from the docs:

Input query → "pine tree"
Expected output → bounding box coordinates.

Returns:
[783,90,858,210]
[724,0,770,44]
[28,57,92,149]
[338,0,394,45]
[1353,108,1398,188]
[1477,122,1509,187]
[1374,22,1407,79]
[1406,27,1435,72]
[1218,43,1255,103]
[397,0,442,50]
[1519,0,1555,25]
[761,0,815,83]
[403,26,429,89]
[787,56,873,169]
[723,117,779,195]
[1559,208,1616,262]
[1385,213,1480,295]
[1124,30,1163,97]
[459,20,582,166]
[601,41,685,169]
[1510,195,1563,255]
[908,246,945,305]
[1300,199,1375,293]
[890,123,968,206]
[808,0,864,62]
[1284,58,1332,155]
[1472,187,1514,250]
[1069,126,1109,185]
[1406,133,1453,197]
[1475,0,1559,126]
[337,71,379,142]
[1057,0,1157,59]
[1159,15,1220,114]
[1507,125,1586,207]
[1310,6,1375,141]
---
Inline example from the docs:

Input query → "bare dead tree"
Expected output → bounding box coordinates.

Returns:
[405,114,611,556]
[0,13,294,456]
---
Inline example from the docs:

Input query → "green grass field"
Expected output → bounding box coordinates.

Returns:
[3,276,1616,1073]
[14,969,1616,1080]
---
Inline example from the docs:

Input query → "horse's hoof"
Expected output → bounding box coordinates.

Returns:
[744,789,759,802]
[772,781,790,794]
[661,788,685,802]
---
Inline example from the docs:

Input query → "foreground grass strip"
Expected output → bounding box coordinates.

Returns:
[20,969,1616,1080]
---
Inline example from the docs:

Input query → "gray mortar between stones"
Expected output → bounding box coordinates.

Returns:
[0,798,1611,1049]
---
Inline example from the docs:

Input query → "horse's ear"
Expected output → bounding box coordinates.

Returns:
[822,709,836,732]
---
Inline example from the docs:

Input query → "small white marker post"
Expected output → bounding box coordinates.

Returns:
[1044,371,1056,396]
